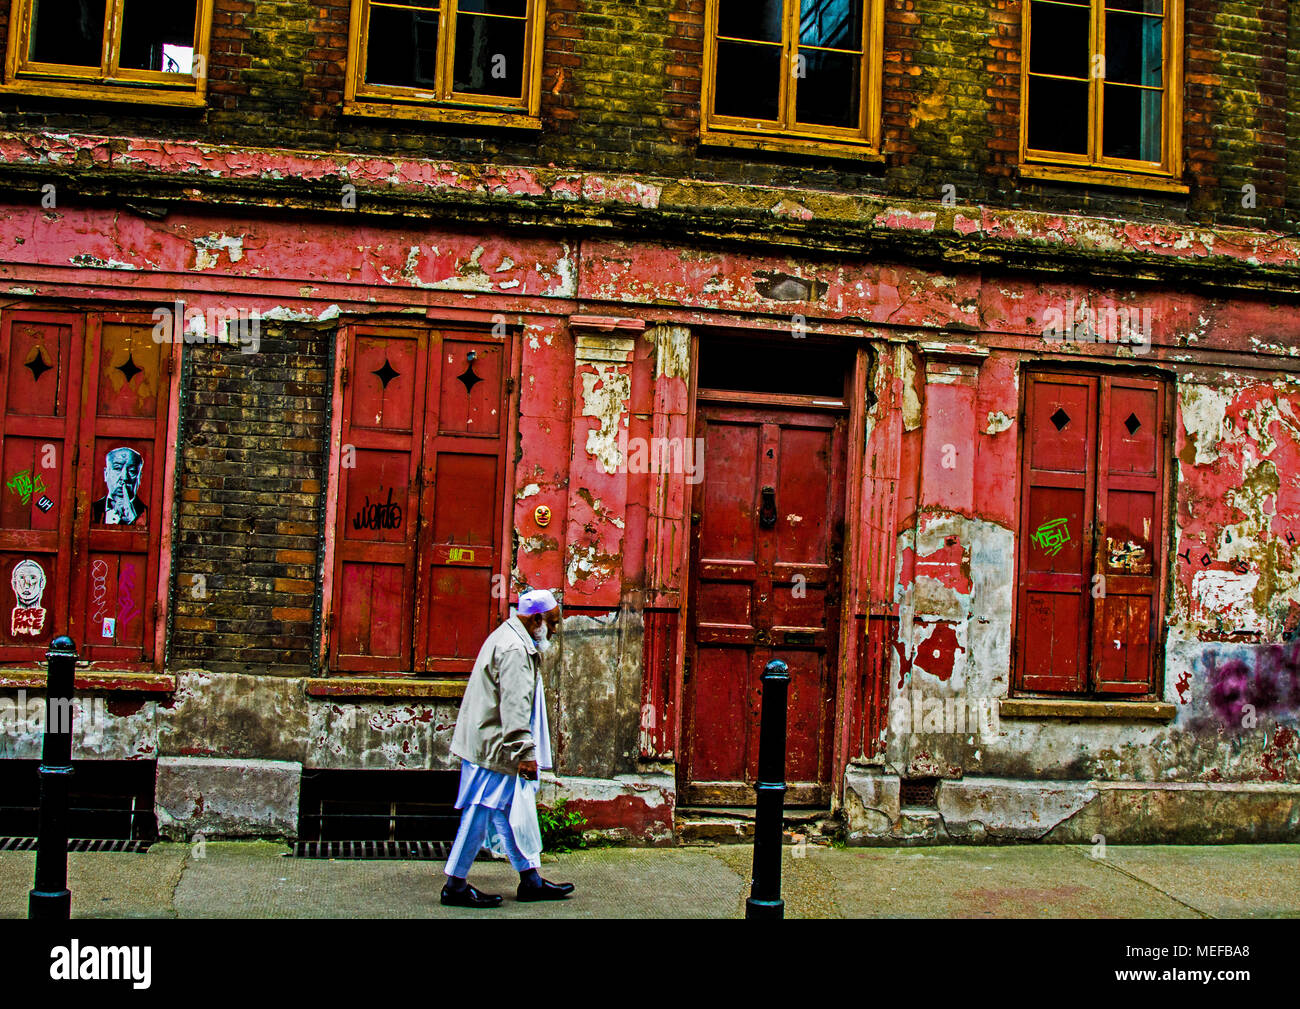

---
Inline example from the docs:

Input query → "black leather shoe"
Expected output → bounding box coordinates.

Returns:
[516,878,575,902]
[441,883,503,908]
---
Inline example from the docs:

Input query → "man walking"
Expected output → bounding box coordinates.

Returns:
[441,588,575,908]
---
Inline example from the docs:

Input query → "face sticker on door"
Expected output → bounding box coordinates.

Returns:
[94,447,147,526]
[10,558,47,636]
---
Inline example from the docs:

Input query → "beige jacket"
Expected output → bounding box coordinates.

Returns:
[450,615,544,776]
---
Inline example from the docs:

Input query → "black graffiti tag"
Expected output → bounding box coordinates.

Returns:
[352,488,403,531]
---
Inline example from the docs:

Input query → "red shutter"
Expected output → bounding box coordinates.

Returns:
[1015,373,1098,692]
[330,326,428,672]
[416,332,508,674]
[1091,375,1166,694]
[71,320,172,662]
[0,313,82,659]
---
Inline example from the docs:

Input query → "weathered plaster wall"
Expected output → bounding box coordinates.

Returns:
[882,354,1300,791]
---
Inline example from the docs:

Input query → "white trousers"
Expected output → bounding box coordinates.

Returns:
[445,802,539,877]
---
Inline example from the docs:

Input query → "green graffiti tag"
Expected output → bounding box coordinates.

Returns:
[1031,517,1070,557]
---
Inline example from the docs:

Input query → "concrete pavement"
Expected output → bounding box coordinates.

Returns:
[2,842,1298,918]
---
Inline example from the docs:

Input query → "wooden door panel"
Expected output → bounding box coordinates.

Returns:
[1093,376,1165,693]
[690,645,751,783]
[417,334,509,674]
[0,315,79,659]
[1015,373,1096,693]
[698,419,760,563]
[331,326,427,672]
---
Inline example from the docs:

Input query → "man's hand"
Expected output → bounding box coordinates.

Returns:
[518,760,539,780]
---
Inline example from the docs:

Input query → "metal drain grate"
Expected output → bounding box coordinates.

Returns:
[291,839,470,860]
[0,837,153,853]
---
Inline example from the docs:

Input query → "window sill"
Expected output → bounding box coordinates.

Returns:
[0,668,175,693]
[1018,163,1189,194]
[342,99,541,131]
[0,79,206,107]
[700,127,884,162]
[305,676,467,700]
[1000,697,1176,721]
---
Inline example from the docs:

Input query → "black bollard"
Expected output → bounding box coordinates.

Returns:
[29,636,77,920]
[746,658,789,920]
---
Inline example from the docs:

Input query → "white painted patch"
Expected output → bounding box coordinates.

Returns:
[192,233,245,270]
[1192,569,1263,631]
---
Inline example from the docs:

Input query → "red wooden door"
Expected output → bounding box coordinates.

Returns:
[1015,371,1167,695]
[683,399,846,807]
[330,326,510,674]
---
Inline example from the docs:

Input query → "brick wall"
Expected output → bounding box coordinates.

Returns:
[170,323,330,674]
[0,1,1291,228]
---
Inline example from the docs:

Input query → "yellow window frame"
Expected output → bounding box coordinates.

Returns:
[701,0,884,157]
[2,0,213,106]
[344,0,545,128]
[1019,0,1184,182]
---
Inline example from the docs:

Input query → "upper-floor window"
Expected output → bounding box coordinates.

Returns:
[1022,0,1183,179]
[2,0,213,106]
[702,0,883,156]
[344,0,546,127]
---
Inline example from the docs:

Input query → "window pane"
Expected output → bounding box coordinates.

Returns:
[1102,83,1162,161]
[799,0,863,50]
[1026,75,1088,154]
[1106,0,1162,13]
[795,48,860,128]
[1105,11,1162,87]
[1028,0,1090,79]
[453,11,527,98]
[714,41,781,120]
[29,0,106,67]
[458,0,526,14]
[119,0,199,73]
[366,1,440,88]
[718,0,784,43]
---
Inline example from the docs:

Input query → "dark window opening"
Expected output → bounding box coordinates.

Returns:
[29,0,106,67]
[298,769,461,842]
[0,759,157,841]
[697,334,854,399]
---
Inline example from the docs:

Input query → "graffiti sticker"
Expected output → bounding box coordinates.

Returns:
[6,469,46,506]
[1031,517,1071,558]
[10,558,46,636]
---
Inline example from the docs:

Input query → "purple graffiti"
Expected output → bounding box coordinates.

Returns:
[1202,641,1300,727]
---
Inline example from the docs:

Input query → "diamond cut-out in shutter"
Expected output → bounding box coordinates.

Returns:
[116,353,143,383]
[1050,408,1070,431]
[457,352,482,395]
[24,349,51,382]
[372,358,400,389]
[1124,412,1142,435]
